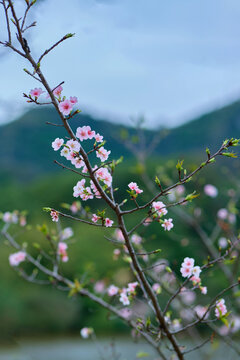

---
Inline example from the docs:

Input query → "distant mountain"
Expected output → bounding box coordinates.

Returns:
[0,101,240,181]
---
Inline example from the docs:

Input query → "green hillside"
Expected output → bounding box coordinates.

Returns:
[0,100,240,182]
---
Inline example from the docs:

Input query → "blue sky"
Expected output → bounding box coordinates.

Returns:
[1,0,240,127]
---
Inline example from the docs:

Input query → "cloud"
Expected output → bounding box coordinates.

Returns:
[1,0,240,127]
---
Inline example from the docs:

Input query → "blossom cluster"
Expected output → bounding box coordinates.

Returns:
[9,251,26,267]
[57,242,68,262]
[152,201,174,231]
[215,298,228,318]
[2,211,26,227]
[107,282,138,306]
[180,257,207,295]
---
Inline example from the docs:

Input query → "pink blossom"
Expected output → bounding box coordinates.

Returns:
[9,251,26,266]
[92,214,100,223]
[69,96,78,105]
[143,217,152,226]
[60,227,73,241]
[215,299,227,318]
[128,182,143,194]
[58,99,73,116]
[20,216,27,227]
[96,167,112,187]
[228,213,236,224]
[3,211,18,224]
[119,308,132,319]
[57,242,68,262]
[108,285,119,296]
[80,327,93,338]
[131,234,142,245]
[113,249,121,259]
[152,201,167,216]
[50,210,59,222]
[194,305,209,319]
[204,184,218,198]
[183,257,195,267]
[127,282,138,293]
[217,208,228,220]
[200,286,207,295]
[53,85,63,97]
[76,125,95,141]
[119,292,130,306]
[96,147,111,162]
[66,139,80,152]
[52,137,64,151]
[152,283,161,294]
[114,229,124,242]
[70,201,80,214]
[60,147,70,158]
[218,237,228,249]
[95,133,103,142]
[72,157,84,169]
[180,265,193,278]
[192,266,201,278]
[180,289,196,305]
[90,181,101,198]
[190,276,201,285]
[73,179,86,197]
[30,87,44,98]
[94,280,105,294]
[161,218,174,231]
[105,218,114,227]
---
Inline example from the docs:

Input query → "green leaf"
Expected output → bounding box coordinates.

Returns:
[136,352,149,358]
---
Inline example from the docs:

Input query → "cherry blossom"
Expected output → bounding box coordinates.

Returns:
[119,308,132,319]
[218,237,228,249]
[108,285,119,296]
[60,227,73,241]
[57,242,68,262]
[152,283,161,294]
[119,291,130,306]
[215,298,227,318]
[30,87,44,98]
[204,184,218,198]
[80,327,93,338]
[70,202,81,214]
[113,249,121,260]
[66,139,80,152]
[58,99,73,116]
[52,137,64,151]
[114,229,124,242]
[105,218,114,227]
[53,85,63,97]
[92,214,100,223]
[50,210,59,222]
[2,211,18,224]
[217,208,228,220]
[9,251,26,266]
[96,147,111,162]
[72,157,84,169]
[76,125,95,141]
[96,167,112,187]
[60,147,70,158]
[95,133,103,143]
[128,182,143,194]
[94,280,105,294]
[161,218,174,231]
[152,201,167,216]
[192,266,202,278]
[127,282,138,293]
[200,286,207,295]
[183,257,195,268]
[69,96,78,105]
[131,234,142,245]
